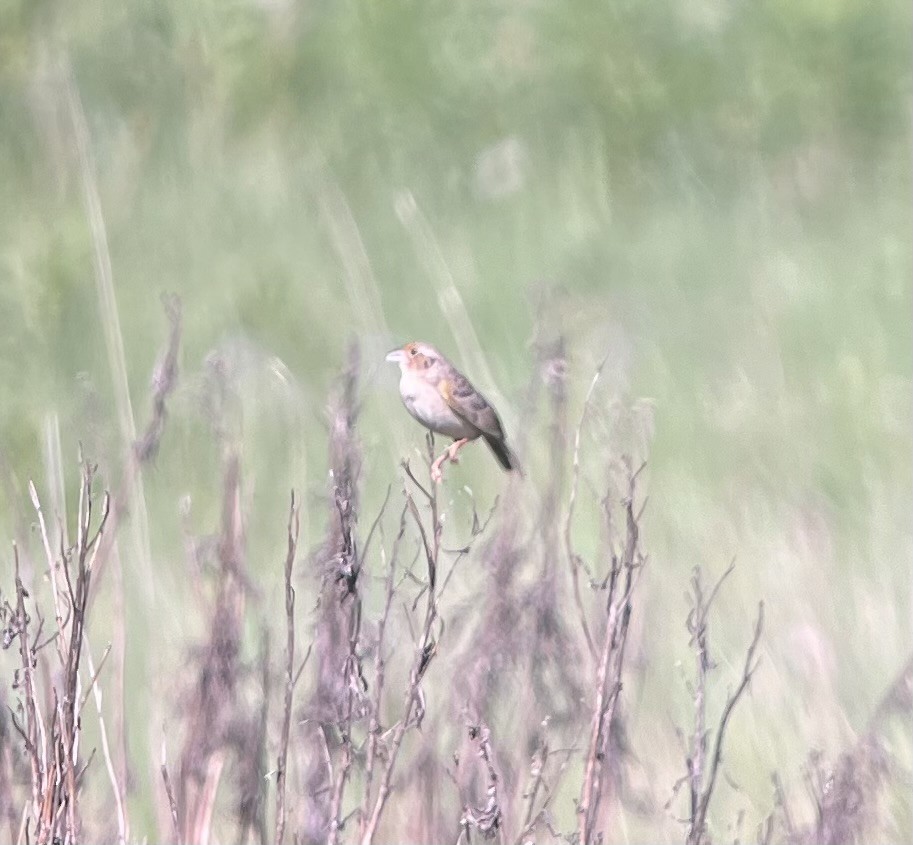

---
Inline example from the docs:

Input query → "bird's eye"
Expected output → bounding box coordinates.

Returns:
[409,348,417,356]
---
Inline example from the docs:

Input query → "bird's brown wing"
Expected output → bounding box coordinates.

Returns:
[438,370,506,441]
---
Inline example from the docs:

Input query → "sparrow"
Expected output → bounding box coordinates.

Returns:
[385,341,520,483]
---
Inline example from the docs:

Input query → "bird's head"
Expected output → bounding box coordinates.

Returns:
[385,341,441,374]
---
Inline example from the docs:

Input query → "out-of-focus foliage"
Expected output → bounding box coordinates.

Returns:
[0,0,910,841]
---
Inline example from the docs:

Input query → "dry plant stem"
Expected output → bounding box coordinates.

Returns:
[360,460,441,845]
[196,752,226,845]
[359,507,409,840]
[12,546,42,823]
[771,772,796,841]
[10,465,111,844]
[89,295,182,604]
[162,767,180,839]
[328,556,367,845]
[1,711,18,843]
[565,358,609,661]
[64,63,159,627]
[527,336,587,719]
[807,651,913,845]
[684,565,764,845]
[236,630,271,845]
[515,727,550,844]
[28,483,66,666]
[687,568,718,831]
[327,476,371,844]
[83,638,127,844]
[65,470,111,844]
[275,491,301,845]
[300,343,361,843]
[160,739,181,842]
[578,466,643,845]
[176,451,248,845]
[460,722,504,842]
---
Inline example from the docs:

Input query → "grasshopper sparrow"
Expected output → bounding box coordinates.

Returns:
[386,341,520,483]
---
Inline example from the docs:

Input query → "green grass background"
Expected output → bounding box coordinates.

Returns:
[1,0,910,841]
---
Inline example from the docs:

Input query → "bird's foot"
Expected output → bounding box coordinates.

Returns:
[430,456,446,484]
[431,439,468,482]
[447,438,469,466]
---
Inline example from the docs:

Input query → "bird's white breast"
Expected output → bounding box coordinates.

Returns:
[399,370,475,439]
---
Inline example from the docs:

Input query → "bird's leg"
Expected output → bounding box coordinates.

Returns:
[430,451,448,484]
[446,438,470,465]
[430,438,470,483]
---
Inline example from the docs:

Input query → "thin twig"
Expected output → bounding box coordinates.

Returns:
[275,491,301,845]
[160,751,179,839]
[360,506,408,840]
[460,722,504,843]
[28,481,67,666]
[12,546,42,825]
[565,357,609,661]
[83,638,127,844]
[516,724,549,843]
[578,465,643,844]
[360,475,441,845]
[78,643,112,714]
[688,602,764,845]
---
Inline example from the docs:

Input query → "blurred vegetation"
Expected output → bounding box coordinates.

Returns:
[1,0,910,841]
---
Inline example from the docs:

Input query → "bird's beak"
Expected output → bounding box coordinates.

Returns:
[385,348,406,364]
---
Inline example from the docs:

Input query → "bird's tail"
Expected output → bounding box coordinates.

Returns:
[484,435,523,475]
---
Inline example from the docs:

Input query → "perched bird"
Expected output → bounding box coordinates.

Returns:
[385,341,520,483]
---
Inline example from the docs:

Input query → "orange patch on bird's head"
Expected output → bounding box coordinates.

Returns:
[402,341,437,370]
[386,340,442,371]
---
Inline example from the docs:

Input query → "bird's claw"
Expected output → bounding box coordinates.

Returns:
[430,459,445,484]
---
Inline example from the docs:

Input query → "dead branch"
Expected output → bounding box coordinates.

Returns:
[327,575,367,845]
[90,295,182,601]
[565,357,609,661]
[3,461,110,845]
[681,565,764,845]
[275,491,301,845]
[515,721,550,844]
[525,336,586,727]
[578,462,644,844]
[11,545,42,826]
[299,342,362,844]
[359,468,442,845]
[797,652,913,845]
[83,638,127,844]
[160,736,181,841]
[176,450,250,845]
[359,505,408,840]
[0,690,18,843]
[459,721,505,842]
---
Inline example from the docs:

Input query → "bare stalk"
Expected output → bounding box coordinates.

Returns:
[83,638,127,843]
[578,463,644,844]
[359,506,408,840]
[275,492,301,845]
[12,546,42,824]
[360,463,441,845]
[64,62,156,616]
[7,464,110,844]
[565,357,609,660]
[682,565,764,845]
[459,722,504,842]
[161,770,180,840]
[327,628,363,844]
